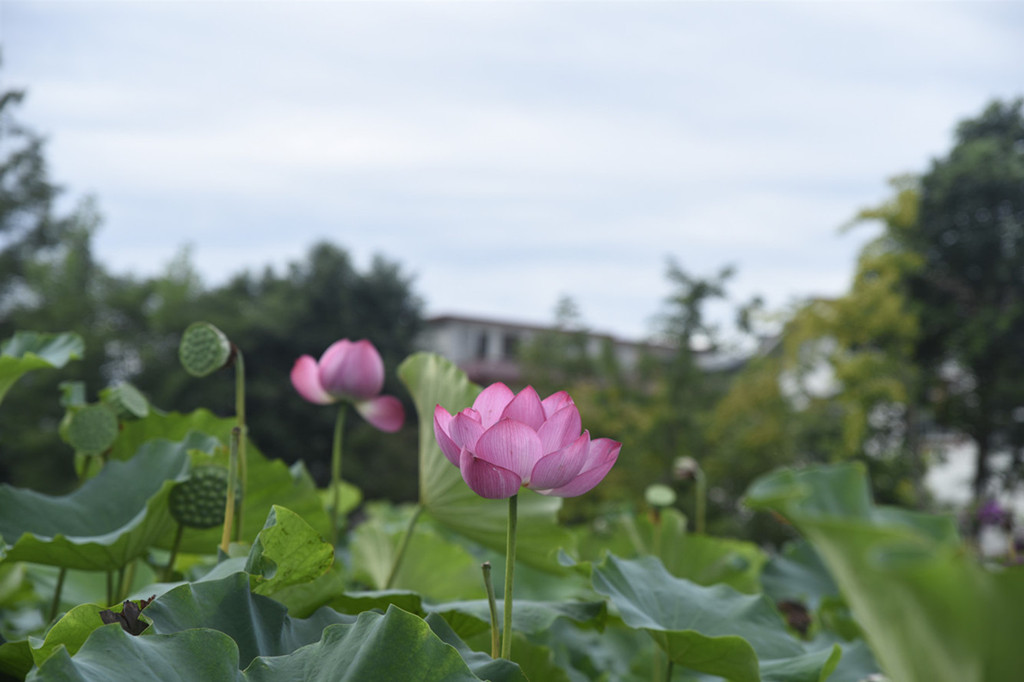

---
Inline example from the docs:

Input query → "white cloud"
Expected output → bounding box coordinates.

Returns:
[4,0,1023,340]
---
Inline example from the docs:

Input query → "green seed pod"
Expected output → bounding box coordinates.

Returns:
[178,322,232,378]
[65,404,120,455]
[169,466,239,529]
[644,483,677,508]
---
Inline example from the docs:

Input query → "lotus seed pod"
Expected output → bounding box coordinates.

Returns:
[645,483,677,508]
[65,404,119,455]
[179,322,232,378]
[169,466,240,529]
[101,383,150,419]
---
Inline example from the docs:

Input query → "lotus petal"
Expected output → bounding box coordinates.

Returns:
[459,449,522,500]
[291,356,335,405]
[355,395,404,433]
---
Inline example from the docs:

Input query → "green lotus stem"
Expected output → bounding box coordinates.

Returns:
[118,560,137,602]
[220,427,241,554]
[330,404,348,546]
[164,523,185,582]
[384,504,423,589]
[667,660,674,681]
[115,566,125,603]
[49,568,67,622]
[79,455,94,484]
[621,514,648,555]
[501,494,519,660]
[106,571,113,606]
[233,350,247,541]
[695,467,706,535]
[482,561,500,658]
[652,507,663,559]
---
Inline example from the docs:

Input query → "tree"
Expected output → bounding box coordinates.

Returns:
[899,99,1024,498]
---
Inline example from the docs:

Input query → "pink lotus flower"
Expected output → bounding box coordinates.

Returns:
[291,339,404,432]
[433,382,620,499]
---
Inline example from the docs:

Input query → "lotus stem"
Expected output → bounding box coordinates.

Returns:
[106,571,113,606]
[49,568,66,622]
[220,427,241,554]
[119,560,137,602]
[482,562,500,658]
[501,493,519,660]
[79,455,94,484]
[115,566,125,603]
[695,467,706,535]
[385,504,423,589]
[652,507,663,559]
[233,350,247,541]
[330,404,348,546]
[164,523,185,582]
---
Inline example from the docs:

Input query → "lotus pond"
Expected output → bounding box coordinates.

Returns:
[0,328,1021,682]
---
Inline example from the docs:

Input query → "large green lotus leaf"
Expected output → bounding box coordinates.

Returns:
[542,618,653,682]
[592,554,841,682]
[349,507,481,601]
[26,625,244,682]
[398,352,575,570]
[27,605,503,682]
[111,409,335,552]
[30,602,108,666]
[744,462,1024,682]
[328,589,426,617]
[460,626,573,682]
[0,442,189,570]
[759,539,840,611]
[430,599,607,642]
[244,506,334,598]
[424,612,529,682]
[244,606,487,682]
[263,562,347,618]
[0,331,83,406]
[143,572,355,668]
[0,640,33,680]
[576,508,766,593]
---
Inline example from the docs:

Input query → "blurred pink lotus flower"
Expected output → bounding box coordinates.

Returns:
[291,339,404,432]
[434,382,620,499]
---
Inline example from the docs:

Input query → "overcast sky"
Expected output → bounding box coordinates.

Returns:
[2,1,1022,340]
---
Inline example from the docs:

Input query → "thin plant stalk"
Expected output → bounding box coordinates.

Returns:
[694,468,707,535]
[163,523,185,581]
[49,568,67,621]
[652,507,663,559]
[233,350,247,541]
[481,562,500,659]
[501,494,519,660]
[330,404,348,546]
[105,571,113,606]
[118,560,137,602]
[220,427,241,554]
[79,455,94,484]
[115,566,125,603]
[385,504,424,589]
[620,514,648,555]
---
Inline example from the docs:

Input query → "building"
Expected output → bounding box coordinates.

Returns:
[415,314,678,385]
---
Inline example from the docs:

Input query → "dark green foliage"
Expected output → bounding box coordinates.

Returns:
[899,98,1024,497]
[0,87,423,499]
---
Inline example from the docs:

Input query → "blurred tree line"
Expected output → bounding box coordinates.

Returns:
[521,98,1024,539]
[0,85,422,498]
[4,77,1023,540]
